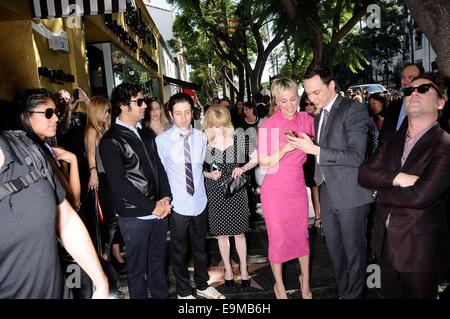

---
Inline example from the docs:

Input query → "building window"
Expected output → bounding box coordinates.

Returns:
[415,30,423,50]
[415,59,423,70]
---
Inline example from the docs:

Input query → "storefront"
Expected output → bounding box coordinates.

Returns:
[84,0,162,98]
[0,0,162,101]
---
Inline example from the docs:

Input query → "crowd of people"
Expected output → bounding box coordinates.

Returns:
[1,62,449,299]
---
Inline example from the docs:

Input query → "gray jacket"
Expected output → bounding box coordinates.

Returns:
[316,95,374,210]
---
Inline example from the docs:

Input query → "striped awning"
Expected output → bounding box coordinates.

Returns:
[31,0,128,19]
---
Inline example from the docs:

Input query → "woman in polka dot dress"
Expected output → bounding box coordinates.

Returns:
[203,105,258,288]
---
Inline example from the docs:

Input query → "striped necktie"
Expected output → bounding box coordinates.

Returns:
[182,133,195,196]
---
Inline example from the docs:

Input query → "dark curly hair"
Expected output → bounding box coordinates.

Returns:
[168,93,194,113]
[110,83,144,115]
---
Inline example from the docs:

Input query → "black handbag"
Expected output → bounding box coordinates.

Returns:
[221,173,250,198]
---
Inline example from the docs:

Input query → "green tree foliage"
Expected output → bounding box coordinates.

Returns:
[357,1,409,68]
[167,0,287,100]
[278,0,372,68]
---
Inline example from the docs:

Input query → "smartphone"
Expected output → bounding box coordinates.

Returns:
[72,88,79,101]
[284,130,297,137]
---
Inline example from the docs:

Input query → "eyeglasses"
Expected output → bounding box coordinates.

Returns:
[28,108,60,119]
[403,83,442,97]
[130,98,145,107]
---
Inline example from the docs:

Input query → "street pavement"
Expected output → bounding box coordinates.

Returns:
[115,202,384,299]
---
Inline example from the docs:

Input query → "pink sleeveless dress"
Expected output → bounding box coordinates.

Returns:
[258,110,315,263]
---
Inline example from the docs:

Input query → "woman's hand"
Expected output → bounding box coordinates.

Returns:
[205,171,222,181]
[91,280,109,299]
[287,133,319,155]
[88,171,99,190]
[281,141,296,153]
[78,88,89,103]
[52,147,77,164]
[232,167,245,179]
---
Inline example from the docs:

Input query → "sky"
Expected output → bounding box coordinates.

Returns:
[150,0,172,10]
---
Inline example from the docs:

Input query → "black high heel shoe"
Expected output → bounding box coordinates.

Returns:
[239,265,251,288]
[241,279,251,288]
[224,270,234,287]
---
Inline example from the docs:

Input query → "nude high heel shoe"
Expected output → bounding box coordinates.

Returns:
[274,283,288,299]
[299,274,313,299]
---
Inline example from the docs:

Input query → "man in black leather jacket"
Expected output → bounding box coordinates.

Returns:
[99,83,172,299]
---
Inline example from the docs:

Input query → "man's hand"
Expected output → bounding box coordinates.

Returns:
[153,198,172,219]
[393,172,419,188]
[158,197,171,206]
[287,133,319,156]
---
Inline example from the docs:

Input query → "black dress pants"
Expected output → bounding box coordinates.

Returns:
[320,182,369,299]
[169,208,209,297]
[117,216,169,299]
[379,231,440,299]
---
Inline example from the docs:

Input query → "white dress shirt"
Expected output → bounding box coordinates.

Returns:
[156,125,208,216]
[317,93,338,164]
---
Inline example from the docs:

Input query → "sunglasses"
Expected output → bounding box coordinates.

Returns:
[304,102,314,106]
[403,83,442,97]
[130,98,145,107]
[29,108,60,119]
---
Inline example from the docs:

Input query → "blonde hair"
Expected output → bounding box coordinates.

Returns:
[86,96,111,140]
[204,105,234,143]
[268,99,278,117]
[271,77,298,102]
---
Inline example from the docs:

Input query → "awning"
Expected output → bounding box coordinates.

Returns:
[31,0,127,19]
[163,75,201,91]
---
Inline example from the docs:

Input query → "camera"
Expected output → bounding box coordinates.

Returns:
[72,88,79,101]
[284,130,297,137]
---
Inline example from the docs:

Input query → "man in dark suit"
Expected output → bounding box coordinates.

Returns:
[359,73,450,298]
[380,63,424,138]
[291,65,374,298]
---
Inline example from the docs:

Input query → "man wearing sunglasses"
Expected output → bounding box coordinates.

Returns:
[380,63,424,138]
[359,73,450,298]
[99,83,173,299]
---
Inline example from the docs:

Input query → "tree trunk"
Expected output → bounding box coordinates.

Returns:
[404,0,450,80]
[237,65,245,101]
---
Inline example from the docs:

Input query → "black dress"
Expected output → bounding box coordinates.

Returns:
[205,132,254,236]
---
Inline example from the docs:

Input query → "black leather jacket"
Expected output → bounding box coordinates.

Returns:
[99,124,171,218]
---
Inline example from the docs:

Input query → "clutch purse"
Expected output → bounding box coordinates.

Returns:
[221,173,250,198]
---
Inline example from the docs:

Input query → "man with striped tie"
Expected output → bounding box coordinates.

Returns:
[156,93,225,299]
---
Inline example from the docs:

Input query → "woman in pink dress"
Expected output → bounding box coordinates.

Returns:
[258,77,314,299]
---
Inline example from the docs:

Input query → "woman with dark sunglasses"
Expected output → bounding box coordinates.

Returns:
[15,89,81,210]
[0,88,109,298]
